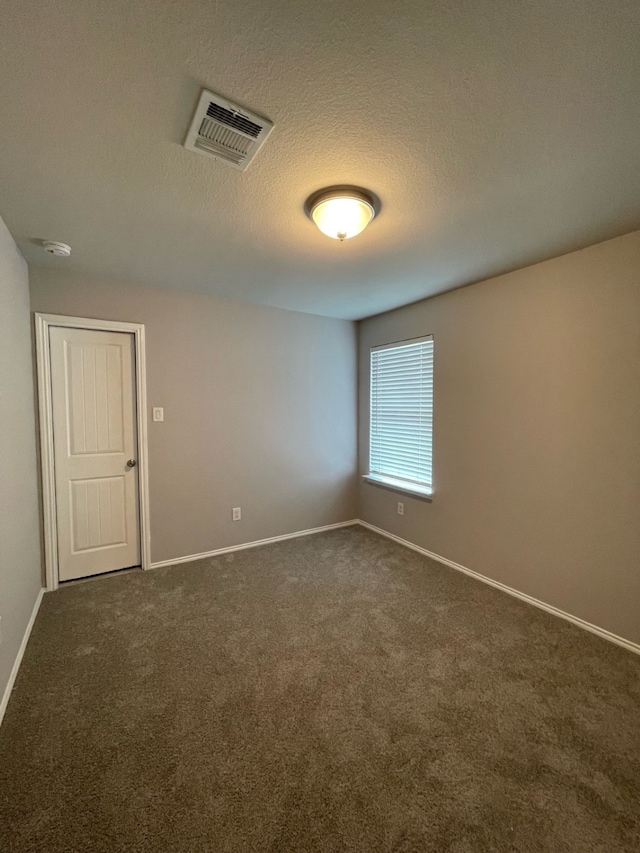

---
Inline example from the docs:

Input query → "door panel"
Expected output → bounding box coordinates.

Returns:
[70,477,127,552]
[67,342,124,455]
[50,327,140,581]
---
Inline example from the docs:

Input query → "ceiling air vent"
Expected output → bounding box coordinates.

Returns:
[184,89,274,172]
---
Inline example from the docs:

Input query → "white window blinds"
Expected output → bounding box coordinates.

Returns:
[369,336,434,493]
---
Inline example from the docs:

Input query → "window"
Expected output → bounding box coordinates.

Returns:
[367,335,434,497]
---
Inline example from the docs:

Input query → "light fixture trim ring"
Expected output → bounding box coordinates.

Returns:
[305,185,380,220]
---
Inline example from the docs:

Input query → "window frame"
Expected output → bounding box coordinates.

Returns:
[364,334,434,501]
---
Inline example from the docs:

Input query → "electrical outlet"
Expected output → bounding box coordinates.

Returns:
[232,507,241,522]
[397,501,404,516]
[152,407,164,422]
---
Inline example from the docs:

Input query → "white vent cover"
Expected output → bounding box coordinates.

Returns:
[184,89,273,172]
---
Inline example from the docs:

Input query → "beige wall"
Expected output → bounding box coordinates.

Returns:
[359,230,640,645]
[30,271,358,564]
[0,217,42,707]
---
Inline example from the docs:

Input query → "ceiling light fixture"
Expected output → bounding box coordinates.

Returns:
[306,187,377,241]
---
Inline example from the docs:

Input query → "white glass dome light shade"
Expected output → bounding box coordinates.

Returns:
[309,189,376,241]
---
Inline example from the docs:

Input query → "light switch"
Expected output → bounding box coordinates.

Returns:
[152,407,164,422]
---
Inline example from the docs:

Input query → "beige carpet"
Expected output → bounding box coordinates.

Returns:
[1,526,639,852]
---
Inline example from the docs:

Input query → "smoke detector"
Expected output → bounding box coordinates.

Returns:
[42,240,71,257]
[184,89,273,172]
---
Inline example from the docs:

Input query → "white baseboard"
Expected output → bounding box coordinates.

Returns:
[357,520,640,657]
[0,588,45,729]
[150,520,360,569]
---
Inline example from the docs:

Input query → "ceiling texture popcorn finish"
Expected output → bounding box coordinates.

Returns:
[2,0,640,320]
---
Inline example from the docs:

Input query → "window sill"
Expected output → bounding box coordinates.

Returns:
[362,474,433,502]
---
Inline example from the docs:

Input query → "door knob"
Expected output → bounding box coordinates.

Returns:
[126,459,137,468]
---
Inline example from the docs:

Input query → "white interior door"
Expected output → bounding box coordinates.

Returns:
[49,326,141,581]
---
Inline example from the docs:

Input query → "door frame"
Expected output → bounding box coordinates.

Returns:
[35,313,152,590]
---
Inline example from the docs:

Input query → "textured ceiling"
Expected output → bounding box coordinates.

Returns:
[2,0,640,320]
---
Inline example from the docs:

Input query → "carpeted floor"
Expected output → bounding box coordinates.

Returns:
[1,526,639,852]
